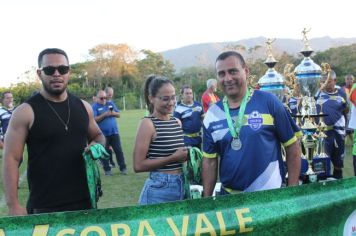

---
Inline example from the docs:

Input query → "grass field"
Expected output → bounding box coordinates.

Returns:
[0,109,354,216]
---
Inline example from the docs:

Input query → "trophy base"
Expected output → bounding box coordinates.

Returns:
[300,173,319,184]
[300,157,331,184]
[308,174,318,183]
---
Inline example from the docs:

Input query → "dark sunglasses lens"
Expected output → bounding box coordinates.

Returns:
[57,66,70,75]
[42,66,69,75]
[42,66,56,75]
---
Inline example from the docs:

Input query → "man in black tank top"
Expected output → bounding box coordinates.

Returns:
[2,48,106,215]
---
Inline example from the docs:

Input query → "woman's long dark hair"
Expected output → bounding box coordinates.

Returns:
[143,75,173,114]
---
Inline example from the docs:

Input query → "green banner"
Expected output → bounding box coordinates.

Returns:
[0,178,355,236]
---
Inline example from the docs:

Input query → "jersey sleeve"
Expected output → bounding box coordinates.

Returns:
[285,107,302,138]
[198,102,204,117]
[271,97,297,147]
[202,116,218,158]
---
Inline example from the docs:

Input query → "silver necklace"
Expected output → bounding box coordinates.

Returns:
[44,96,70,131]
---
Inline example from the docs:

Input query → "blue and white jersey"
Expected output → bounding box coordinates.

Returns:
[174,101,204,146]
[0,107,15,137]
[316,88,347,136]
[203,90,297,192]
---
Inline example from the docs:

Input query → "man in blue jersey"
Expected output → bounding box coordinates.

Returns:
[0,92,15,149]
[174,85,204,149]
[92,90,127,175]
[202,51,301,196]
[316,71,348,179]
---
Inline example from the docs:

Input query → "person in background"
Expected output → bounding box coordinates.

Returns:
[0,92,15,149]
[316,70,348,179]
[3,48,105,215]
[104,86,120,167]
[347,76,356,176]
[174,85,204,149]
[105,86,114,101]
[343,74,354,98]
[343,74,355,141]
[133,75,188,205]
[92,90,127,175]
[92,92,97,104]
[202,51,301,196]
[201,78,219,113]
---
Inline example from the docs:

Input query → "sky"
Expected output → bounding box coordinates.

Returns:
[0,0,355,87]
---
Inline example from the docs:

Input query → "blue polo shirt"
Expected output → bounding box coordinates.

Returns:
[92,101,120,136]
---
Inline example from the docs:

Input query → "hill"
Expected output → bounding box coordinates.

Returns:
[161,36,356,71]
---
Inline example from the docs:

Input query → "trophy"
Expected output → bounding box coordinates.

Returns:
[258,38,286,102]
[294,28,322,118]
[315,63,329,159]
[248,75,258,89]
[284,64,302,125]
[312,63,333,178]
[293,28,323,182]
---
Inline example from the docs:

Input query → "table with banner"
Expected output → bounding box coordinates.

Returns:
[0,177,355,236]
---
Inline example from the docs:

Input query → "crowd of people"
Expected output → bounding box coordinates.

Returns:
[1,48,355,216]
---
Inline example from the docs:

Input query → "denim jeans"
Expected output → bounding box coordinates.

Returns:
[139,172,185,205]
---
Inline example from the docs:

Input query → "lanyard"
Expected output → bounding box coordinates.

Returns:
[223,88,250,139]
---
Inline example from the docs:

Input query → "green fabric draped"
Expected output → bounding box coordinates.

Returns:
[82,144,109,208]
[183,147,203,199]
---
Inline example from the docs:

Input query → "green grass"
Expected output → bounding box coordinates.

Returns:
[96,109,148,209]
[0,109,354,216]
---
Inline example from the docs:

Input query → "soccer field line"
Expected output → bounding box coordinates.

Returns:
[0,170,27,208]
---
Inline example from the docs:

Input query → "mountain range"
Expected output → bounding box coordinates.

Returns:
[161,36,356,71]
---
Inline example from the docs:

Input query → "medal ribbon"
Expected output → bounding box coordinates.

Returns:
[223,88,250,139]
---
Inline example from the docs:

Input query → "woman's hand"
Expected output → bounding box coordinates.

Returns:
[172,147,189,162]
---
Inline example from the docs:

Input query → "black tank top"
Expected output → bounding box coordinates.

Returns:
[26,93,90,208]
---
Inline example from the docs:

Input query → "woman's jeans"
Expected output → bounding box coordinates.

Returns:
[139,172,185,205]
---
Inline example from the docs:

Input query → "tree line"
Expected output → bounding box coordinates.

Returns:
[1,43,355,109]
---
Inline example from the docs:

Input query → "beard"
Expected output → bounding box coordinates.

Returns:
[42,80,67,96]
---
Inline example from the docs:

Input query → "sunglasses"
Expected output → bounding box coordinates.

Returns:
[40,65,70,76]
[158,95,177,103]
[99,97,107,100]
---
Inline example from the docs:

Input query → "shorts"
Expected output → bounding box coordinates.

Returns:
[139,172,185,205]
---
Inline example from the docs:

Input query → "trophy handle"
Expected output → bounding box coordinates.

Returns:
[320,62,332,92]
[248,75,258,89]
